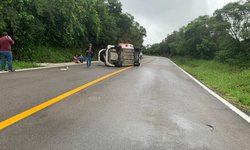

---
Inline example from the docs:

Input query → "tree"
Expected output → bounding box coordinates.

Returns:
[145,0,249,67]
[0,0,146,61]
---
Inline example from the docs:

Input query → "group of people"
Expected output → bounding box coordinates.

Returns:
[73,54,84,64]
[73,44,94,68]
[0,31,95,72]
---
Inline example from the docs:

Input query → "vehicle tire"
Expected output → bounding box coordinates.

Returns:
[134,62,140,67]
[116,46,122,67]
[116,46,122,53]
[115,61,123,67]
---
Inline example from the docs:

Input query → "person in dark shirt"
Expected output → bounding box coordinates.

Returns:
[86,43,94,68]
[78,54,84,63]
[0,32,15,72]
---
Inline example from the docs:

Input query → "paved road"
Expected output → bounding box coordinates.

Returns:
[0,56,249,150]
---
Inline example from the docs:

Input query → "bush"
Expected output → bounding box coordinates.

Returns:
[14,46,82,63]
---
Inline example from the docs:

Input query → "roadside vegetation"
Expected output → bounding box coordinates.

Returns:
[0,0,146,63]
[12,61,41,69]
[144,1,250,111]
[144,0,249,68]
[173,57,250,113]
[15,46,82,63]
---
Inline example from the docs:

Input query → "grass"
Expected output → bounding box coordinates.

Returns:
[16,46,81,63]
[15,46,97,63]
[0,61,41,70]
[171,57,250,113]
[13,61,42,69]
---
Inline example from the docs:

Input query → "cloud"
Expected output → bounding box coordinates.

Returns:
[120,0,239,45]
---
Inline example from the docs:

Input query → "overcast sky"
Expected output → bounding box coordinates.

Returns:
[119,0,239,45]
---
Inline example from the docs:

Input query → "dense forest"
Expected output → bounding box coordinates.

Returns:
[145,0,250,67]
[0,0,146,62]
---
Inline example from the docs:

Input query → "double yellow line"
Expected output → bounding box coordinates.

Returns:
[0,67,132,131]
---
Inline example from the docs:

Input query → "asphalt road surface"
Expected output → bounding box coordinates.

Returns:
[0,56,249,150]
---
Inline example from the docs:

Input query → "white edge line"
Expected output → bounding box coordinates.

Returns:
[168,58,250,124]
[0,61,99,74]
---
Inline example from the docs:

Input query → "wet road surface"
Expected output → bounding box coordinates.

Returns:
[0,56,249,150]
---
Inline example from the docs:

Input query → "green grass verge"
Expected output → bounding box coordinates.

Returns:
[13,61,42,69]
[171,57,250,113]
[15,46,97,63]
[15,46,81,63]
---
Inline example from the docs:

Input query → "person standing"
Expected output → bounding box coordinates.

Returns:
[0,32,15,72]
[86,43,94,68]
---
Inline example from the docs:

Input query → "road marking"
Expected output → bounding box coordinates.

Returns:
[168,58,250,124]
[0,67,132,130]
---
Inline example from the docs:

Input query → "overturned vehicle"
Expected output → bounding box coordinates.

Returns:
[98,43,140,67]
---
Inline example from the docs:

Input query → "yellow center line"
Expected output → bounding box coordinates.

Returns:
[0,67,132,131]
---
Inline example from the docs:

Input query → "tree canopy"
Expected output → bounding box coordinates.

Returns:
[0,0,146,60]
[145,0,249,67]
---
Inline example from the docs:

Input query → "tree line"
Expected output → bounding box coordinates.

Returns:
[0,0,146,61]
[145,0,250,67]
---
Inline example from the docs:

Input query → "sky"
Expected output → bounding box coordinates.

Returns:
[119,0,239,45]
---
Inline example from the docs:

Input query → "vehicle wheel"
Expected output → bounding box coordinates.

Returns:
[114,61,123,67]
[134,62,140,67]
